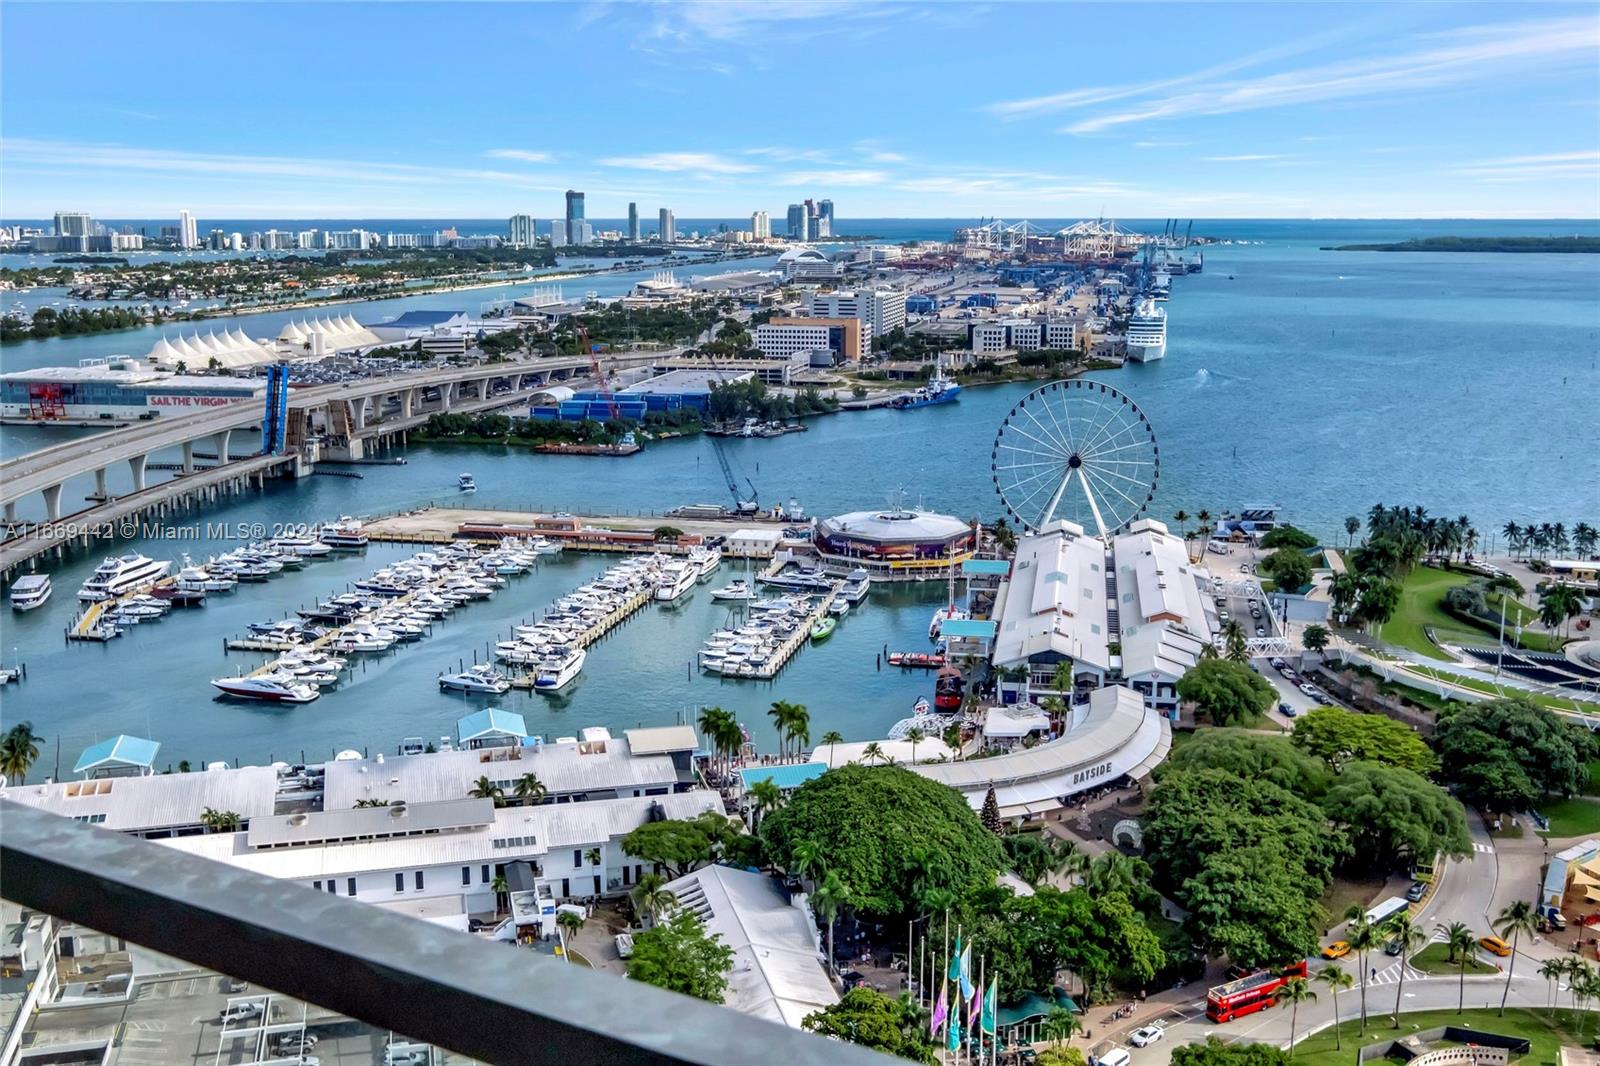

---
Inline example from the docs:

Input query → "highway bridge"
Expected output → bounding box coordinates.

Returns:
[0,354,655,577]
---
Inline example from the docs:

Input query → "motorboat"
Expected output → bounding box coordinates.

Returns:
[809,617,837,643]
[655,562,698,602]
[439,664,511,694]
[711,580,755,601]
[929,606,968,641]
[78,553,170,601]
[458,473,477,492]
[687,546,722,578]
[9,574,51,611]
[269,535,333,558]
[177,555,237,592]
[759,567,834,592]
[398,736,427,757]
[319,517,369,549]
[211,674,320,702]
[829,597,851,618]
[841,568,871,605]
[533,646,586,691]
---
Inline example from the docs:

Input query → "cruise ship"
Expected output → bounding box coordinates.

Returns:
[1126,297,1167,363]
[78,553,170,601]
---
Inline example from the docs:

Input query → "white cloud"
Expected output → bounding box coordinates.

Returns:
[1060,15,1596,134]
[1450,150,1600,182]
[777,169,889,187]
[1200,154,1289,162]
[485,148,553,163]
[597,151,759,174]
[743,146,839,164]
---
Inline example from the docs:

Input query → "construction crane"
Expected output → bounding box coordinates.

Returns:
[575,325,619,420]
[700,347,759,515]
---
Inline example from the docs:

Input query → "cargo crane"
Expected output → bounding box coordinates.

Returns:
[700,348,759,515]
[575,325,620,420]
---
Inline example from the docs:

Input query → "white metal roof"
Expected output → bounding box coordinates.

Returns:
[0,765,280,832]
[991,521,1109,670]
[622,725,699,756]
[661,865,838,1029]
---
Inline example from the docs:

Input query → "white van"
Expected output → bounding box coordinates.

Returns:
[1096,1049,1132,1066]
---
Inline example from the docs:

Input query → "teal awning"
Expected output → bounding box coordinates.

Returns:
[996,988,1078,1028]
[963,559,1011,576]
[940,619,997,639]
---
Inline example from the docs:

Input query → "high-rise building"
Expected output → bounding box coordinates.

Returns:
[507,214,535,246]
[54,212,93,238]
[571,221,593,245]
[627,203,640,243]
[751,211,770,240]
[548,219,567,246]
[564,191,584,247]
[208,229,227,251]
[817,200,834,237]
[786,204,805,240]
[178,210,198,249]
[658,208,675,244]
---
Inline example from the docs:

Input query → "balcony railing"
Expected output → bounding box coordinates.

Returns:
[1,801,892,1065]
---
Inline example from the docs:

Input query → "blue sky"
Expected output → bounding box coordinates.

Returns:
[2,1,1597,219]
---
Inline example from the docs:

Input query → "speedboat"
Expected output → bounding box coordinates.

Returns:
[439,664,510,694]
[829,597,851,618]
[78,553,170,601]
[711,580,755,601]
[458,473,477,492]
[533,646,586,691]
[809,617,837,643]
[211,674,320,703]
[269,534,333,559]
[9,575,51,611]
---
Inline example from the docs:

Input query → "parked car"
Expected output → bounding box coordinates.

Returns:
[218,1002,265,1024]
[1255,626,1266,637]
[1405,881,1428,903]
[615,933,635,959]
[1279,702,1298,718]
[1129,1024,1165,1048]
[1269,657,1286,669]
[1298,682,1320,697]
[1281,667,1299,681]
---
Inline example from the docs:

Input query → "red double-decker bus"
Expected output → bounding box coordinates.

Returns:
[1205,960,1309,1023]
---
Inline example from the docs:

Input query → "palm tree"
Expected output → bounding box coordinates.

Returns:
[1345,909,1380,1033]
[1316,966,1353,1049]
[786,703,810,762]
[513,773,547,806]
[585,847,602,868]
[790,839,826,887]
[469,775,505,806]
[1438,921,1476,1013]
[1224,619,1248,663]
[1502,520,1522,557]
[556,909,584,964]
[200,807,242,833]
[1041,1006,1081,1049]
[699,706,737,776]
[768,701,792,760]
[1172,509,1190,541]
[747,778,783,832]
[1537,957,1566,1016]
[1196,509,1213,541]
[0,722,41,786]
[861,741,886,766]
[1493,900,1538,1016]
[1050,839,1090,885]
[904,726,925,765]
[1345,516,1361,548]
[1275,977,1317,1056]
[490,874,509,916]
[1564,957,1592,1014]
[819,731,844,768]
[811,870,848,972]
[1384,914,1427,1027]
[630,873,677,927]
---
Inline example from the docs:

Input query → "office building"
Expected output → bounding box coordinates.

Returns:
[754,317,861,363]
[178,210,198,249]
[564,190,584,247]
[808,289,906,338]
[627,202,640,242]
[507,214,535,247]
[969,318,1081,354]
[786,204,806,240]
[53,212,93,238]
[228,232,243,251]
[548,220,567,246]
[658,208,675,244]
[570,221,593,246]
[751,211,770,240]
[110,233,145,251]
[817,199,834,236]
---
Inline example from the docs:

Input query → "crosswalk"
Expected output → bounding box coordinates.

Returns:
[1362,960,1426,987]
[1472,842,1494,854]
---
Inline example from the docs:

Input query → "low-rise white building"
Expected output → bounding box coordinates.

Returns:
[727,528,783,558]
[970,318,1080,354]
[808,289,907,338]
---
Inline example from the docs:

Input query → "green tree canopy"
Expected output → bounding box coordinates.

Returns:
[1261,548,1314,593]
[620,811,755,879]
[1162,729,1332,797]
[1172,1036,1291,1065]
[760,765,1005,917]
[1182,841,1326,968]
[1320,761,1472,872]
[1433,697,1594,811]
[626,910,734,1003]
[1175,659,1278,726]
[1260,525,1318,551]
[802,988,935,1065]
[1291,706,1439,774]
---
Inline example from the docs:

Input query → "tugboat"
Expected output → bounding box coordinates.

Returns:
[892,366,961,410]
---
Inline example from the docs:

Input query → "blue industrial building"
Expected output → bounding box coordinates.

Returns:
[905,294,937,314]
[534,369,753,422]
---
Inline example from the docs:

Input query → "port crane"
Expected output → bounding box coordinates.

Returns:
[700,348,760,515]
[574,325,620,420]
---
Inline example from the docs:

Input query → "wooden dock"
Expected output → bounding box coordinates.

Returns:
[744,579,845,680]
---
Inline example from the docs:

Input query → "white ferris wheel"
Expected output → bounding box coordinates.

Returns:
[990,379,1159,538]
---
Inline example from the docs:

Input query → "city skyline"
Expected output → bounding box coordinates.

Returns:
[1,2,1597,219]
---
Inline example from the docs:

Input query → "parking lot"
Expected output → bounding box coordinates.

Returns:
[21,973,471,1066]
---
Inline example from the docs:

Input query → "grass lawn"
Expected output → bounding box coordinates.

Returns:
[1409,942,1496,975]
[1381,567,1476,661]
[1537,795,1600,838]
[1404,665,1600,713]
[1290,1009,1591,1066]
[1585,760,1600,797]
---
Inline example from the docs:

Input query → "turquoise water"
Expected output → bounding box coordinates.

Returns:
[2,221,1597,770]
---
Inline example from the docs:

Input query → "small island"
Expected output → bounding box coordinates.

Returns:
[1323,235,1600,253]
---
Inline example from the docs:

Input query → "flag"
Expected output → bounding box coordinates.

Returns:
[958,943,975,1001]
[930,981,948,1036]
[981,976,998,1035]
[967,974,982,1032]
[947,935,963,982]
[946,1016,961,1053]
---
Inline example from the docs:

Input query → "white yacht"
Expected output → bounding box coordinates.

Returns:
[533,646,586,691]
[687,546,722,579]
[177,555,238,593]
[269,534,333,559]
[929,605,968,641]
[1125,296,1167,363]
[655,561,698,602]
[711,579,756,601]
[78,553,170,601]
[458,473,477,493]
[211,674,320,703]
[841,568,871,605]
[439,664,511,694]
[10,574,51,611]
[318,517,369,549]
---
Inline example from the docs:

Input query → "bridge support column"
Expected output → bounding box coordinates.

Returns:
[129,453,148,492]
[349,399,367,431]
[401,389,415,418]
[213,429,232,463]
[42,483,63,522]
[181,440,195,474]
[4,501,16,524]
[94,467,109,500]
[440,384,454,413]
